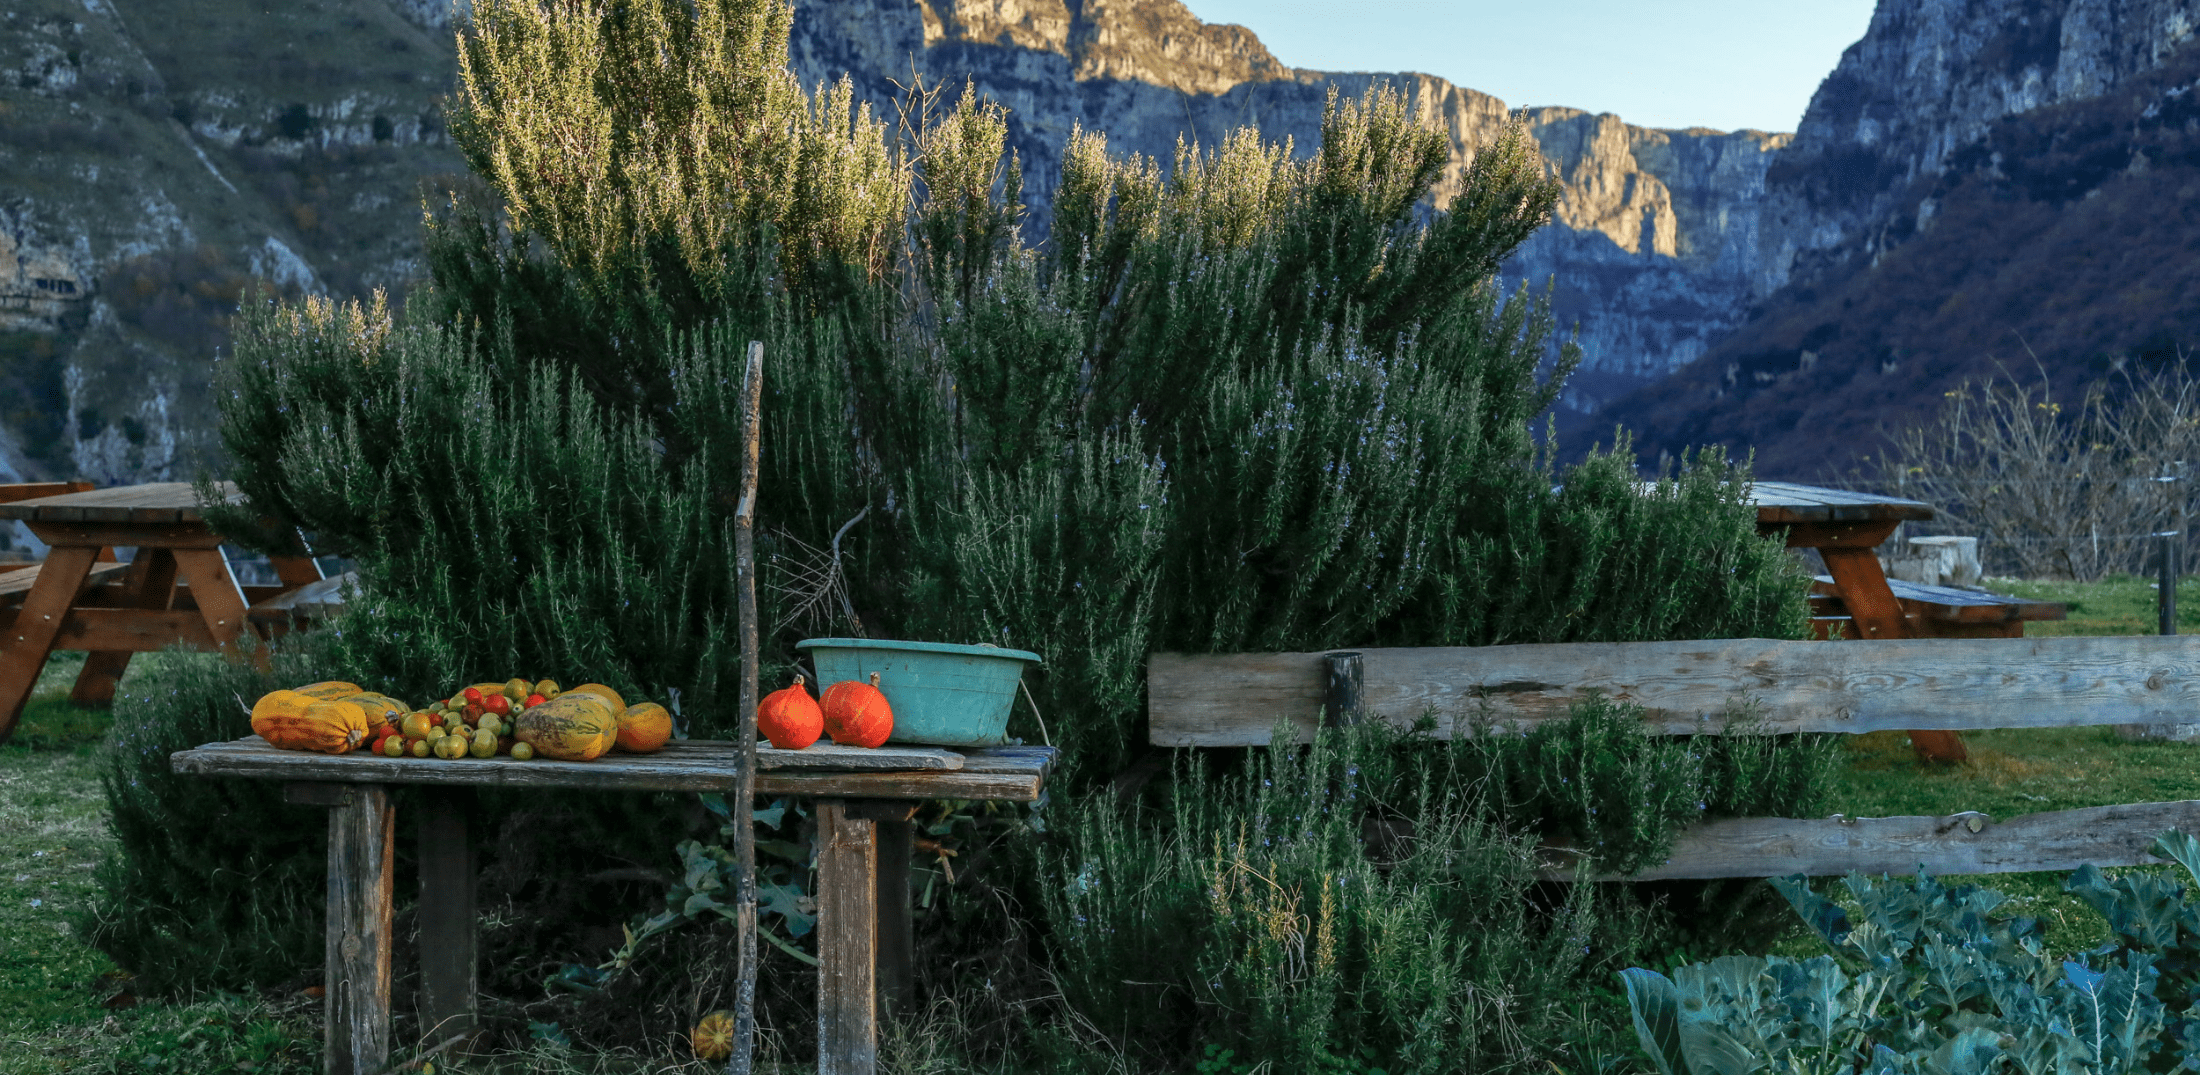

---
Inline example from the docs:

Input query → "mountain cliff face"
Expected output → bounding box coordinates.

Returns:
[789,0,1787,411]
[18,0,2192,502]
[0,0,1791,503]
[1593,0,2200,475]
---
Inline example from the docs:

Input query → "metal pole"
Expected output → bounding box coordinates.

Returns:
[729,342,762,1074]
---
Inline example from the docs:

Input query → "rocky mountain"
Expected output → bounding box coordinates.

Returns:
[0,0,1791,513]
[1592,0,2200,475]
[20,0,2194,510]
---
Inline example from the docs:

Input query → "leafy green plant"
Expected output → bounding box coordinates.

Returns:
[1621,832,2200,1075]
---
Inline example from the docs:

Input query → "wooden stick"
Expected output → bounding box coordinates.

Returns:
[728,341,762,1075]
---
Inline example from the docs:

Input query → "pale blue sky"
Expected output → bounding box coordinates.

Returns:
[1180,1,1879,133]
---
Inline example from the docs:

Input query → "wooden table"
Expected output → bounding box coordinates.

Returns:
[0,482,325,742]
[170,737,1057,1075]
[1746,481,1970,760]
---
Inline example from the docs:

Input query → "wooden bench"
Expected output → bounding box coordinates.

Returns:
[1806,575,2067,639]
[246,570,353,636]
[172,737,1057,1075]
[1148,635,2200,880]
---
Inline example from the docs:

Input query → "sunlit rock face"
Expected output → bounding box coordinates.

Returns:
[789,0,1788,412]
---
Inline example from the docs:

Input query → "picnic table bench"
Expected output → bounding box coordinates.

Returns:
[0,482,330,743]
[170,737,1058,1075]
[1806,575,2067,639]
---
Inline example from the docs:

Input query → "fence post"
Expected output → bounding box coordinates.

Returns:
[2162,465,2185,637]
[1322,651,1363,728]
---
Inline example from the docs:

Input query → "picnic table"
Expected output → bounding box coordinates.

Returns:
[0,482,327,743]
[170,736,1058,1075]
[1746,481,2071,762]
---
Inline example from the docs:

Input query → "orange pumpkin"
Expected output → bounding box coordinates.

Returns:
[757,675,824,750]
[821,672,892,749]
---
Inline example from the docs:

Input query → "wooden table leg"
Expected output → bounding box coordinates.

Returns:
[326,784,395,1075]
[170,547,257,666]
[874,815,914,1013]
[0,544,97,743]
[269,554,325,588]
[816,800,878,1075]
[1822,546,1969,763]
[417,786,479,1048]
[70,549,178,708]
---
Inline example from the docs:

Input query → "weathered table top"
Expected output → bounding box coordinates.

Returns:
[1746,481,1935,525]
[0,481,241,525]
[172,737,1058,801]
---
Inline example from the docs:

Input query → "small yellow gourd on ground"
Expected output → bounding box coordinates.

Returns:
[513,693,619,761]
[251,692,369,754]
[293,681,364,701]
[692,1011,735,1061]
[615,701,673,753]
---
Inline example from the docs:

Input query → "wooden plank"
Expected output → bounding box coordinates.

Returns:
[250,572,352,615]
[1746,481,1934,524]
[0,482,240,524]
[1540,799,2200,881]
[171,548,250,656]
[0,560,129,599]
[71,550,179,706]
[24,521,228,549]
[0,545,96,743]
[0,481,93,504]
[815,801,878,1075]
[169,740,1051,801]
[416,786,478,1047]
[325,783,394,1075]
[53,609,220,652]
[758,743,962,771]
[1147,636,2200,746]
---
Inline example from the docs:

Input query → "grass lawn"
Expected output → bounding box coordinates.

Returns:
[1793,574,2200,957]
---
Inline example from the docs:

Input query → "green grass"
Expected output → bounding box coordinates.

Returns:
[0,652,325,1075]
[1777,574,2200,958]
[1987,573,2200,636]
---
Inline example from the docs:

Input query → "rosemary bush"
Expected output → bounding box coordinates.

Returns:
[92,0,1829,1062]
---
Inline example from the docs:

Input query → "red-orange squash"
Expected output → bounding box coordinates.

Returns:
[820,672,892,749]
[757,675,824,750]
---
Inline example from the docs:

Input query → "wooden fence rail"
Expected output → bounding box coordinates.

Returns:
[1149,637,2200,880]
[1149,636,2200,746]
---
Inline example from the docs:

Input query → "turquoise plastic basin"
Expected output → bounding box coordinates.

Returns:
[796,638,1042,748]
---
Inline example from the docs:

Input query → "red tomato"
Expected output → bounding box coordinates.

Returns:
[525,694,546,708]
[462,686,483,703]
[485,695,511,716]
